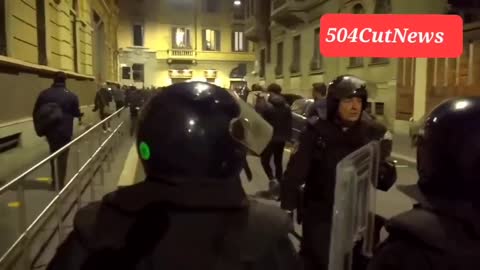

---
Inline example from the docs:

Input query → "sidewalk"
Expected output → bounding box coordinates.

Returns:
[392,133,416,163]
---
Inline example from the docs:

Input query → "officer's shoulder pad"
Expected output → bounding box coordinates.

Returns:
[221,199,293,260]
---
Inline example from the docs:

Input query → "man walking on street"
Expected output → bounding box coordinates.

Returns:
[257,83,292,197]
[126,86,145,136]
[112,84,126,112]
[33,72,83,190]
[93,84,114,132]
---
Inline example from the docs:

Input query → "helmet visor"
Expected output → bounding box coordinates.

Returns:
[228,91,273,155]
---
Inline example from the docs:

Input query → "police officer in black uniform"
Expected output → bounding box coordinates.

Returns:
[46,82,300,270]
[280,75,397,270]
[367,96,480,270]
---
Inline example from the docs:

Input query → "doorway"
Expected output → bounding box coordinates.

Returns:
[92,11,106,81]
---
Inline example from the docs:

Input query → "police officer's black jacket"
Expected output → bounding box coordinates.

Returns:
[46,180,299,270]
[368,200,480,270]
[281,117,396,218]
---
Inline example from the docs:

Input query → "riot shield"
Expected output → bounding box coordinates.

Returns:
[328,141,380,270]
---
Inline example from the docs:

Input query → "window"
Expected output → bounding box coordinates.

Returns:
[36,0,47,64]
[375,102,385,115]
[313,28,320,59]
[172,27,191,48]
[70,0,79,71]
[132,64,144,82]
[291,35,301,74]
[171,0,193,10]
[133,24,144,46]
[232,31,247,52]
[260,49,265,78]
[349,4,364,67]
[0,0,5,55]
[122,66,131,79]
[203,29,220,51]
[205,0,219,12]
[365,102,372,114]
[311,28,322,71]
[371,58,389,64]
[275,42,283,76]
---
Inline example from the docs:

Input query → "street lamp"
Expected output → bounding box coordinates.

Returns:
[234,0,241,6]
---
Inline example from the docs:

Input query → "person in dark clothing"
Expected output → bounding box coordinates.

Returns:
[367,97,480,270]
[46,82,300,270]
[281,75,397,270]
[251,83,262,92]
[112,85,126,111]
[257,83,292,195]
[93,85,114,132]
[306,83,327,119]
[33,72,83,190]
[126,86,145,136]
[238,85,250,102]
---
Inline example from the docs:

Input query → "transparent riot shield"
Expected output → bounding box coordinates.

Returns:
[328,141,381,270]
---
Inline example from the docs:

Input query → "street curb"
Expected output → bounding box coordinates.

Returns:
[392,152,416,164]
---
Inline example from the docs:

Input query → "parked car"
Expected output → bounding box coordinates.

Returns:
[290,98,315,144]
[282,93,303,106]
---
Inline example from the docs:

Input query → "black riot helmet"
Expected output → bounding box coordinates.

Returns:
[136,82,273,183]
[326,75,368,121]
[415,97,480,203]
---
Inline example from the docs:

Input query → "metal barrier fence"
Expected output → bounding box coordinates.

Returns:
[0,108,128,270]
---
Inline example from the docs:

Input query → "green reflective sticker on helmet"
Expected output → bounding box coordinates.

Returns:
[139,142,151,160]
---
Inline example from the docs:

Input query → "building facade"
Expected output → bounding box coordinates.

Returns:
[117,0,256,89]
[245,0,480,132]
[0,0,120,180]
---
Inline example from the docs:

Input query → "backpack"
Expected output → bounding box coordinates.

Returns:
[33,102,63,137]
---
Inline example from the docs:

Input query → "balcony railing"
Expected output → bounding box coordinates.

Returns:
[168,48,195,57]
